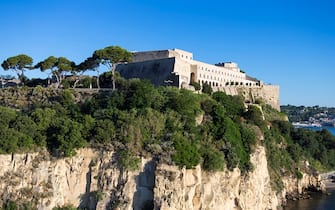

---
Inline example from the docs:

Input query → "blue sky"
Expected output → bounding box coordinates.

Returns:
[0,0,334,106]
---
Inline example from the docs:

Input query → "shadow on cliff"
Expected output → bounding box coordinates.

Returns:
[133,159,157,210]
[78,159,98,210]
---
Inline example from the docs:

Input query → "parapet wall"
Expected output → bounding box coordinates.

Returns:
[116,57,180,87]
[132,50,171,62]
[217,85,280,111]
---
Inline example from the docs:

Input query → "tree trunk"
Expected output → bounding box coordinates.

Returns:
[73,77,80,88]
[111,63,115,91]
[16,69,24,86]
[54,73,61,89]
[96,69,100,89]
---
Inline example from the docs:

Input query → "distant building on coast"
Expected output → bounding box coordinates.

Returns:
[116,48,280,110]
[0,77,20,88]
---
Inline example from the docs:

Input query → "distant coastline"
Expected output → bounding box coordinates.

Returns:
[292,122,322,128]
[293,125,335,136]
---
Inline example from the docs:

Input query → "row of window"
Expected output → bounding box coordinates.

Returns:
[199,72,244,79]
[199,66,241,76]
[198,80,257,87]
[199,74,245,81]
[180,54,192,60]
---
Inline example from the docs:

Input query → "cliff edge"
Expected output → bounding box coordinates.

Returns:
[0,145,323,210]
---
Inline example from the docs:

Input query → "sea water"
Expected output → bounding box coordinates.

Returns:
[283,190,335,210]
[283,126,335,210]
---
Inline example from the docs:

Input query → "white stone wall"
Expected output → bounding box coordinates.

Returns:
[191,60,254,88]
[120,48,279,109]
[173,57,192,87]
[130,49,259,89]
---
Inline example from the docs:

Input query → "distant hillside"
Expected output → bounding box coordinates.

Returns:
[281,105,335,122]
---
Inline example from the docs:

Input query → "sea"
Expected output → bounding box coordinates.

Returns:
[283,126,335,210]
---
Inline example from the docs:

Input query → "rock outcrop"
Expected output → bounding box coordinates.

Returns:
[282,172,325,201]
[0,146,323,210]
[154,146,278,210]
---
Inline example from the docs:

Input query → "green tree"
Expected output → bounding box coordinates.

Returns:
[30,107,57,131]
[202,82,212,95]
[47,117,86,157]
[0,127,19,153]
[190,81,201,91]
[244,105,266,129]
[11,115,38,149]
[125,79,163,110]
[163,88,202,131]
[1,54,33,85]
[240,124,256,153]
[0,106,17,126]
[93,119,116,144]
[92,46,132,90]
[35,56,75,88]
[69,65,86,88]
[212,91,244,117]
[76,57,100,88]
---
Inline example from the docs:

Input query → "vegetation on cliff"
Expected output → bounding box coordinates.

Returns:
[1,79,335,176]
[0,78,255,173]
[1,79,335,209]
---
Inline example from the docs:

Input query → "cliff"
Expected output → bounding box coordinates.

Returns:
[0,145,323,210]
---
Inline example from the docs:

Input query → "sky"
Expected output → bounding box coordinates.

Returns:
[0,0,334,107]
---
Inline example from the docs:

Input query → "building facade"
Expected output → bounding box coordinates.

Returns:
[117,48,260,90]
[116,48,280,110]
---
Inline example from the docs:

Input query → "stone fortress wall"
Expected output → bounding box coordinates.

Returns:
[117,48,280,110]
[221,85,280,111]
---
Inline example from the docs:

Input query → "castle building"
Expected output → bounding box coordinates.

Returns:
[116,48,280,110]
[117,49,260,90]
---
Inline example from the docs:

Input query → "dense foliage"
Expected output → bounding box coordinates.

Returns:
[261,108,335,191]
[0,78,258,173]
[1,78,335,199]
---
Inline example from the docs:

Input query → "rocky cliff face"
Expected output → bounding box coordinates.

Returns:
[0,146,322,210]
[282,171,325,201]
[153,146,278,210]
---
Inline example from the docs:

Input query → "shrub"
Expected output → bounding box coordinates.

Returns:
[296,170,303,179]
[190,81,201,91]
[172,132,200,169]
[96,190,104,201]
[47,117,86,157]
[244,105,266,129]
[118,150,140,170]
[201,146,225,171]
[212,92,244,117]
[202,83,212,95]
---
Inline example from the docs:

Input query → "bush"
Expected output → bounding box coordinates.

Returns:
[202,83,212,95]
[190,81,201,91]
[201,146,225,171]
[172,132,200,169]
[47,117,86,157]
[244,105,266,129]
[296,170,303,179]
[118,150,140,170]
[201,99,217,114]
[212,92,244,117]
[240,124,257,153]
